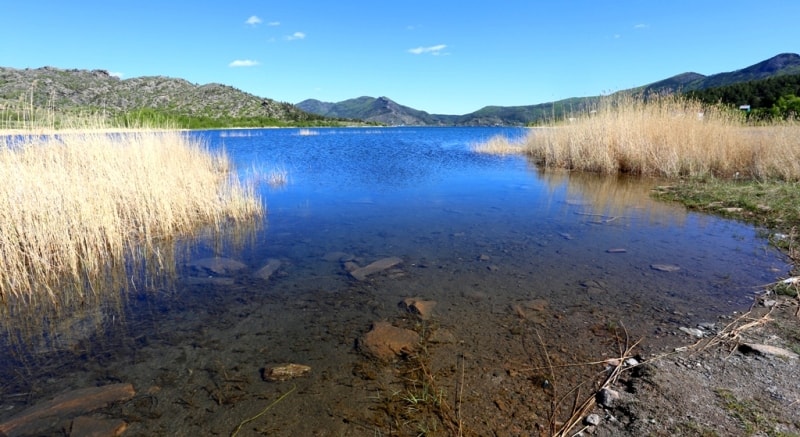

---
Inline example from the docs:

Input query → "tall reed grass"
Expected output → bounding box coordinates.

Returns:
[0,127,264,306]
[498,94,800,181]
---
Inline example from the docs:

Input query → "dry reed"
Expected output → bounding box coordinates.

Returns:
[472,134,525,155]
[0,128,264,306]
[519,94,800,181]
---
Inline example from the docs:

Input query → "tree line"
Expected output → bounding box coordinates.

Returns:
[685,73,800,120]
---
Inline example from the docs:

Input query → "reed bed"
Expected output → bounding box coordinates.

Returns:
[472,134,525,155]
[0,128,264,306]
[517,94,800,181]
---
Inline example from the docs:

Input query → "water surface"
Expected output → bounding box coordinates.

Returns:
[0,127,789,435]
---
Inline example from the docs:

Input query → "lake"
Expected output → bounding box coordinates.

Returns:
[0,127,790,436]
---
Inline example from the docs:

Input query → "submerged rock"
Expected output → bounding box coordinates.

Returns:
[650,264,680,272]
[399,297,437,320]
[322,251,350,262]
[359,321,420,361]
[262,363,312,381]
[190,257,247,276]
[350,256,403,281]
[255,258,282,280]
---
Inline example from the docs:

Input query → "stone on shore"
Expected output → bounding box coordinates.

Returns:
[739,343,799,359]
[359,322,420,361]
[350,257,403,281]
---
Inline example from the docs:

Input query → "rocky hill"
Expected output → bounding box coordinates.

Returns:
[300,53,800,126]
[0,66,320,123]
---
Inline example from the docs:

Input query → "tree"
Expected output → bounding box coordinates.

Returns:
[770,94,800,119]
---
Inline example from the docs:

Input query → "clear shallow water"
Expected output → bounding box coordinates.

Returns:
[0,127,791,435]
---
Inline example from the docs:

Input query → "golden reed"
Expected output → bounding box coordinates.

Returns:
[0,129,264,306]
[478,94,800,181]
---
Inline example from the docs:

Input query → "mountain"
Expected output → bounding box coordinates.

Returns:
[0,66,321,124]
[297,96,459,126]
[3,53,798,128]
[301,53,800,126]
[643,53,800,94]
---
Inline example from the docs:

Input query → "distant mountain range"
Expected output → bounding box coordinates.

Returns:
[2,53,799,127]
[298,53,800,126]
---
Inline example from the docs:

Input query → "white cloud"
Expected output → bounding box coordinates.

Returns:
[286,31,306,40]
[268,21,280,26]
[246,15,262,26]
[229,59,260,67]
[634,23,649,29]
[408,44,447,55]
[109,71,124,78]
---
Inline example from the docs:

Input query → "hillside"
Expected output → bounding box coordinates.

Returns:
[3,53,798,128]
[297,96,459,126]
[0,66,324,126]
[643,53,800,94]
[301,53,800,126]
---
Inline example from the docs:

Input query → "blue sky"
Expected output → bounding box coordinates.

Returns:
[3,1,799,115]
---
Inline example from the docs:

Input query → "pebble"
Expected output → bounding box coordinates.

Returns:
[584,413,601,426]
[597,388,620,408]
[679,327,705,338]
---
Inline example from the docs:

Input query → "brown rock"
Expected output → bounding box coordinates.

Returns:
[70,416,128,437]
[350,257,403,281]
[359,322,420,361]
[262,363,312,381]
[523,299,548,312]
[399,297,437,320]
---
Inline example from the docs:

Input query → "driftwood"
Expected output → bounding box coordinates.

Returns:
[0,383,135,437]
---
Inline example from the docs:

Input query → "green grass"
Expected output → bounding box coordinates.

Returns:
[714,388,795,437]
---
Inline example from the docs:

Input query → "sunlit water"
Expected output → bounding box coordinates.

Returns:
[0,127,791,435]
